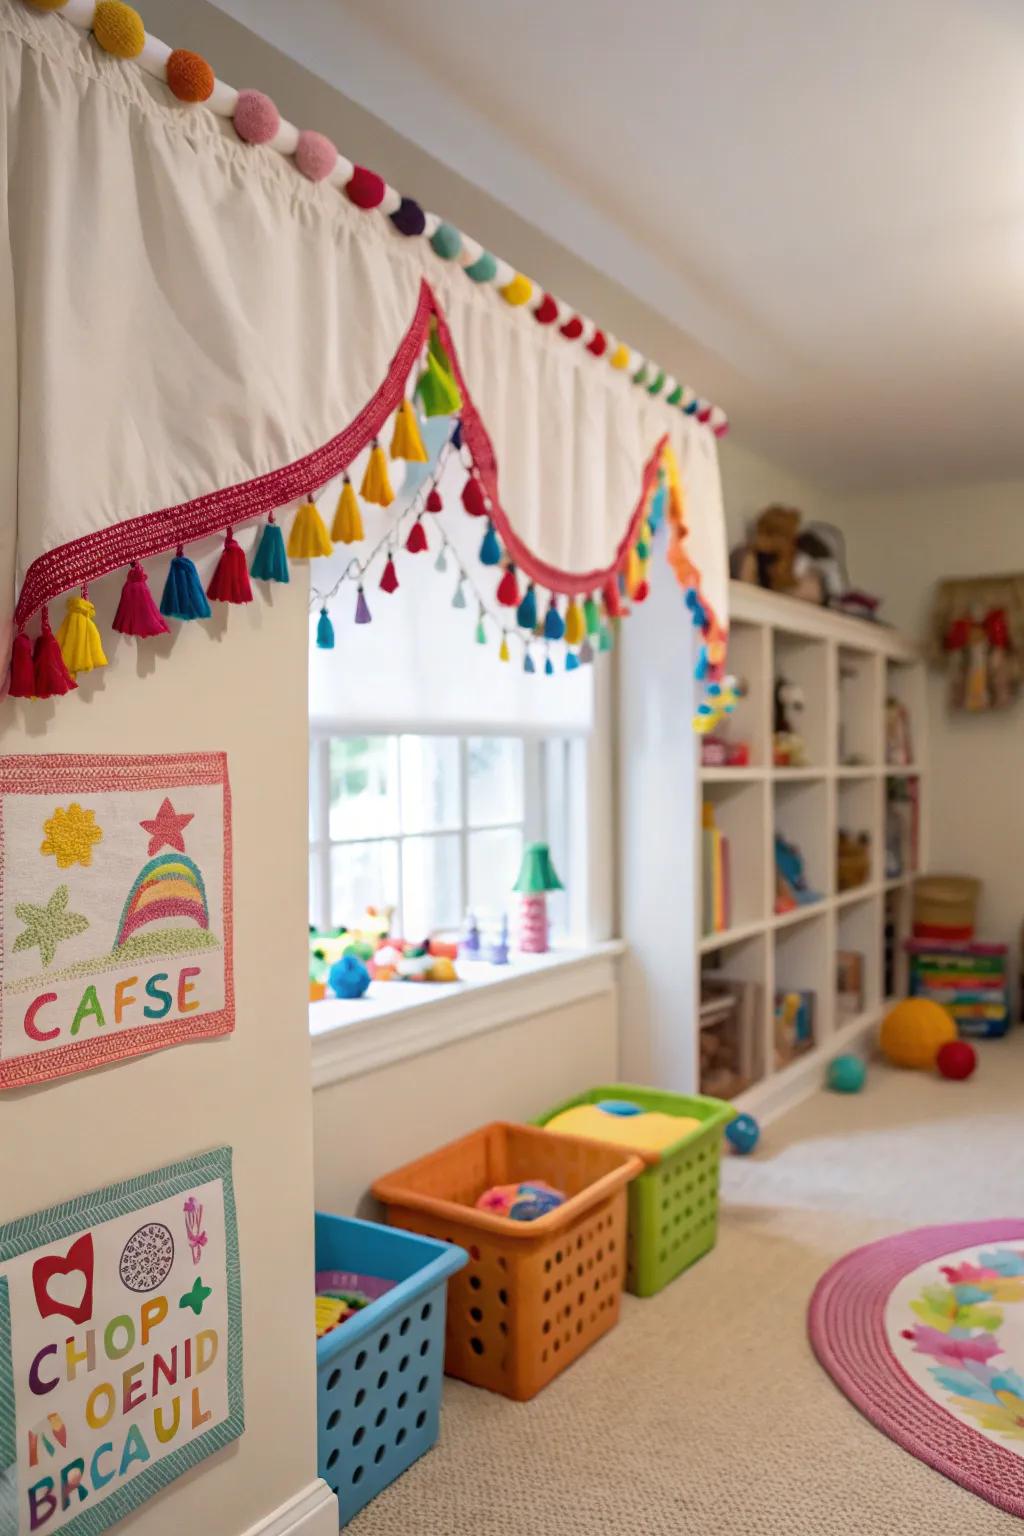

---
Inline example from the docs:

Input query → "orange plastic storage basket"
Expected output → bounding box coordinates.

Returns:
[372,1122,642,1401]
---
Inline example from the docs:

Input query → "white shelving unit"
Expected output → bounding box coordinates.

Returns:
[696,582,927,1120]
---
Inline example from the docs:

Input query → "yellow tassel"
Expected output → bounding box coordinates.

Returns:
[57,594,107,675]
[625,547,642,598]
[331,479,364,544]
[360,442,395,508]
[389,400,428,463]
[564,598,584,647]
[610,344,631,370]
[287,499,333,559]
[499,634,510,663]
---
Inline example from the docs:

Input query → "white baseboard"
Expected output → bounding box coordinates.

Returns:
[242,1481,338,1536]
[733,1010,879,1127]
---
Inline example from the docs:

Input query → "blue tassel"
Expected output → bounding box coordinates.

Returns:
[695,643,709,681]
[450,418,463,450]
[160,548,211,621]
[524,649,536,674]
[649,483,667,533]
[251,518,290,583]
[544,655,554,676]
[685,588,707,628]
[544,600,565,642]
[316,608,335,650]
[516,584,538,630]
[566,650,580,672]
[480,521,502,566]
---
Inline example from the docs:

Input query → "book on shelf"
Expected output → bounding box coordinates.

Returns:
[701,802,731,936]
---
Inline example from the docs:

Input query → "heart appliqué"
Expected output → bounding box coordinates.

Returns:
[32,1232,95,1325]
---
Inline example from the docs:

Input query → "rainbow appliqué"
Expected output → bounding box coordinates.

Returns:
[114,853,210,950]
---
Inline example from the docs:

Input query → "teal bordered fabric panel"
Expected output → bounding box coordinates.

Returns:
[0,1146,243,1536]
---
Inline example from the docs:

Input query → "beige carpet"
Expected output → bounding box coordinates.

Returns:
[352,1034,1024,1534]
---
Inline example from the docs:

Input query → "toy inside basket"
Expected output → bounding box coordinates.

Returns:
[373,1122,641,1400]
[534,1086,734,1298]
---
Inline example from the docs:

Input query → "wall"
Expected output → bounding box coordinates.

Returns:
[0,557,321,1535]
[718,438,839,547]
[832,481,1024,962]
[313,989,618,1215]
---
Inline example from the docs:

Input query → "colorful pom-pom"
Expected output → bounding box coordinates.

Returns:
[465,252,498,283]
[390,197,426,237]
[331,478,364,544]
[497,566,520,607]
[587,330,608,357]
[500,273,533,306]
[390,399,428,462]
[633,579,650,604]
[426,487,443,513]
[92,2,145,59]
[533,293,559,325]
[516,585,538,630]
[316,608,335,650]
[207,530,253,604]
[354,587,372,625]
[380,555,399,594]
[610,344,630,370]
[112,562,170,638]
[345,165,386,209]
[57,594,107,676]
[462,477,487,518]
[8,630,35,699]
[544,599,565,642]
[406,518,428,554]
[560,315,584,341]
[33,610,77,698]
[480,522,502,566]
[666,383,684,407]
[295,130,337,182]
[250,516,290,583]
[288,499,333,559]
[360,443,395,507]
[160,548,211,620]
[166,49,215,103]
[697,403,713,423]
[233,89,280,146]
[430,223,462,260]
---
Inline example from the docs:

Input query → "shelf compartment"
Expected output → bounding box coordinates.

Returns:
[837,648,881,768]
[837,776,881,894]
[884,773,921,881]
[710,620,769,768]
[773,777,830,908]
[699,932,768,1100]
[701,780,767,937]
[772,631,829,768]
[835,893,882,1027]
[773,912,830,1068]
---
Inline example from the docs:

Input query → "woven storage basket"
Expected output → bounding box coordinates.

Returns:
[535,1086,734,1297]
[372,1122,641,1401]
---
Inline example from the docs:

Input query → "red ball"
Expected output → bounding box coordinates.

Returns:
[936,1040,977,1080]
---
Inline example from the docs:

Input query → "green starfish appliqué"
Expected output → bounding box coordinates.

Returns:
[13,885,90,968]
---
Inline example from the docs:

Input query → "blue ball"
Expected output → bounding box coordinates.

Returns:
[328,954,371,999]
[726,1113,760,1155]
[827,1054,867,1093]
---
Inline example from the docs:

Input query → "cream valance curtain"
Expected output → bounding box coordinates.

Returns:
[0,1,728,677]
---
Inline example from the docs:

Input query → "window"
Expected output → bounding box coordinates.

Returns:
[309,733,573,943]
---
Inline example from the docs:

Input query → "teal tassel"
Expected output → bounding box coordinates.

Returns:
[524,649,536,674]
[160,548,211,621]
[517,585,538,630]
[316,608,335,650]
[251,518,290,583]
[544,655,554,676]
[544,600,565,642]
[480,521,502,566]
[452,579,467,610]
[566,650,581,672]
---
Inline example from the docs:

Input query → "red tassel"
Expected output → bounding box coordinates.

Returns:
[426,488,443,513]
[206,530,253,604]
[534,293,559,325]
[8,630,35,698]
[602,579,623,620]
[33,609,77,698]
[633,579,650,604]
[405,518,428,554]
[113,562,170,637]
[496,566,520,607]
[380,555,399,594]
[462,477,487,518]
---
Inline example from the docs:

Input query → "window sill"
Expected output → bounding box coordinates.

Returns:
[310,941,624,1090]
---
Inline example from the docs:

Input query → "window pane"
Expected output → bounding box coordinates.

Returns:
[402,834,461,938]
[329,737,399,840]
[467,737,524,827]
[399,736,461,833]
[330,840,399,929]
[468,827,523,923]
[544,740,570,942]
[309,847,322,928]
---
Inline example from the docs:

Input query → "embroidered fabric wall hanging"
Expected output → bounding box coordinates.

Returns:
[0,1146,243,1536]
[0,753,233,1091]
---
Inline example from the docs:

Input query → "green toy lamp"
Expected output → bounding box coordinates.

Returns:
[513,842,564,953]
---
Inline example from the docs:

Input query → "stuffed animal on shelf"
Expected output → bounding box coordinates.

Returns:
[773,677,807,766]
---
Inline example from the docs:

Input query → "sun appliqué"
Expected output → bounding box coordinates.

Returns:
[902,1248,1024,1443]
[40,802,104,868]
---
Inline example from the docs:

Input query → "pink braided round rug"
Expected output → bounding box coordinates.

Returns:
[809,1220,1024,1518]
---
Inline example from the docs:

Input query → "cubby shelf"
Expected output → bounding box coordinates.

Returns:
[696,581,927,1117]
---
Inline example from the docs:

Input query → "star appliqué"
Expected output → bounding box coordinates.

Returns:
[13,886,90,968]
[140,797,194,856]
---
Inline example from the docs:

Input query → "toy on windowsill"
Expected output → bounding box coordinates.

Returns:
[773,677,807,767]
[370,939,459,983]
[488,914,510,965]
[775,834,822,913]
[459,911,482,959]
[328,953,371,999]
[513,842,564,954]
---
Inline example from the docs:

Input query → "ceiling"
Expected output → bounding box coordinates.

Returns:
[201,0,1024,490]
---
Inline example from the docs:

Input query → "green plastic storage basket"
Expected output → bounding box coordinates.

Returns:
[534,1085,734,1298]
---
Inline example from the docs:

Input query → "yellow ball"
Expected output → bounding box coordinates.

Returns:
[880,999,957,1070]
[500,273,533,307]
[92,1,146,59]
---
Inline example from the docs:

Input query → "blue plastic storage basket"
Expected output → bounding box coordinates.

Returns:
[315,1212,467,1525]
